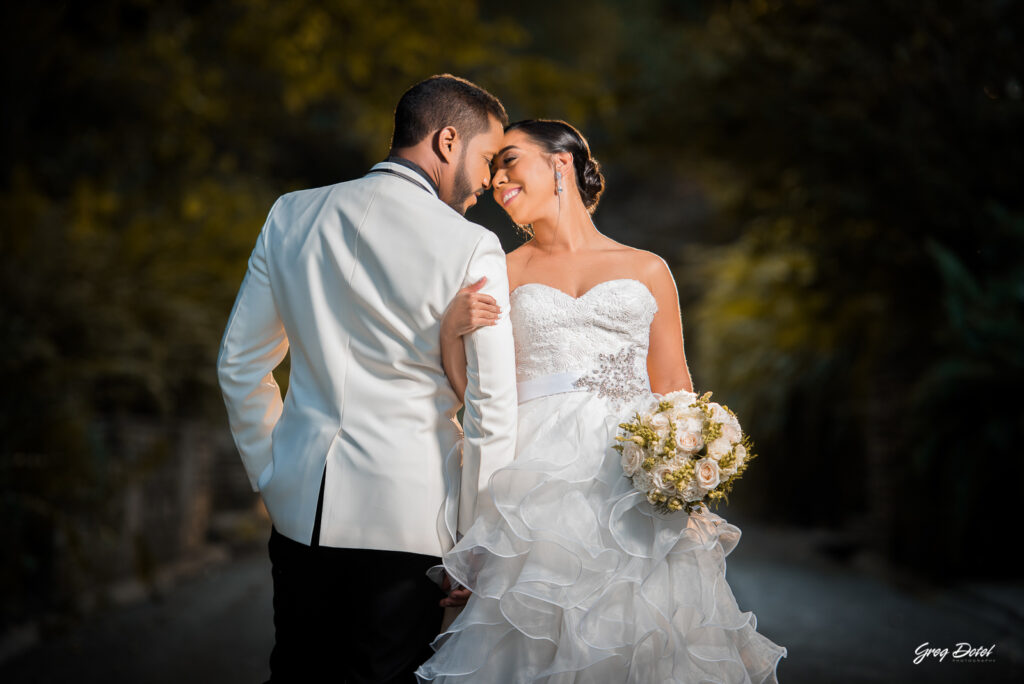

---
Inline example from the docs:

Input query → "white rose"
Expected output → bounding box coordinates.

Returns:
[695,458,721,490]
[620,441,643,476]
[649,413,670,437]
[675,430,703,453]
[709,403,730,422]
[720,422,742,444]
[671,404,701,423]
[677,413,704,435]
[733,444,747,467]
[650,464,675,493]
[707,437,731,461]
[709,405,741,436]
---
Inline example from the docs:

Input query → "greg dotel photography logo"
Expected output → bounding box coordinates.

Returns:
[914,642,997,665]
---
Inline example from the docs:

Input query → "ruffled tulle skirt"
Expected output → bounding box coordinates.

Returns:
[417,390,787,683]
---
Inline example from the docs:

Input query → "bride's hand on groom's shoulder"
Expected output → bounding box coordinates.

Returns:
[442,277,500,340]
[440,572,472,608]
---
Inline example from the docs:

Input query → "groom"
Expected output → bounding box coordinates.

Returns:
[216,75,518,682]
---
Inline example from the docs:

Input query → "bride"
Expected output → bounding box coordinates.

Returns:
[416,120,787,683]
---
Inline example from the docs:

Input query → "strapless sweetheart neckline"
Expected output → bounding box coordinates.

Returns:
[510,277,655,304]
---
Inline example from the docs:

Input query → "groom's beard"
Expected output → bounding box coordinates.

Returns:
[446,149,477,216]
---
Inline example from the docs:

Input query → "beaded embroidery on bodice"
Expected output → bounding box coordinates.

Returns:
[510,279,658,407]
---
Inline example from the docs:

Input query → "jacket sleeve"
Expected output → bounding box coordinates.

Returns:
[458,231,519,534]
[216,196,289,492]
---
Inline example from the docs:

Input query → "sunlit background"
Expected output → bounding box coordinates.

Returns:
[2,0,1022,681]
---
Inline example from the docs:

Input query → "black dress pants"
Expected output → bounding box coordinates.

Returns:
[265,477,445,683]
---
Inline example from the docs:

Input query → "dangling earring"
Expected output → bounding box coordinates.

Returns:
[555,168,564,193]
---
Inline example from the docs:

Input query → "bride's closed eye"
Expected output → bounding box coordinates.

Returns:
[492,154,516,171]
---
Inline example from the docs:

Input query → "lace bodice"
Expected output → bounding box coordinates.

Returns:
[510,278,658,407]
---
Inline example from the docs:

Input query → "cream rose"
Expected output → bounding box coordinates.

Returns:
[675,430,703,453]
[621,441,643,476]
[695,458,721,490]
[733,444,747,466]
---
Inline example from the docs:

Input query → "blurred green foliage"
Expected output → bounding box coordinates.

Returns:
[505,0,1022,576]
[0,0,605,627]
[662,1,1024,575]
[2,0,1022,626]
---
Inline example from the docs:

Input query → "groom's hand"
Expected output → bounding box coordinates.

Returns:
[440,573,472,608]
[442,276,500,339]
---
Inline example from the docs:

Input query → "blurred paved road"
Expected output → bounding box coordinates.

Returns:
[2,518,1022,683]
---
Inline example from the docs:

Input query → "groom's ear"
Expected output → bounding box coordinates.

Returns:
[434,126,459,165]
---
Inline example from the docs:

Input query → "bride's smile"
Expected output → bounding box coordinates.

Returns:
[490,128,573,226]
[500,187,521,206]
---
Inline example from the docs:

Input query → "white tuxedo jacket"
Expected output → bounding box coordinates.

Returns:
[216,161,518,558]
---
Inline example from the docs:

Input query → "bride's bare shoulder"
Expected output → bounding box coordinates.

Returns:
[628,248,678,302]
[602,239,672,279]
[506,241,535,261]
[636,248,673,280]
[505,240,537,287]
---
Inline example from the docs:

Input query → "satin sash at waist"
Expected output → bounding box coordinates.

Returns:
[516,371,587,404]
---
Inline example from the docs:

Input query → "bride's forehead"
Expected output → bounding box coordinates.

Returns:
[501,129,538,149]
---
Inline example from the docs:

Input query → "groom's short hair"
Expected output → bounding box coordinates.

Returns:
[391,75,508,150]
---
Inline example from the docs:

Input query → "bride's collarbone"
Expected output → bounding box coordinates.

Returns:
[509,252,653,300]
[510,278,653,302]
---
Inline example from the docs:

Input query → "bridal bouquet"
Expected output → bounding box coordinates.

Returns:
[612,390,757,514]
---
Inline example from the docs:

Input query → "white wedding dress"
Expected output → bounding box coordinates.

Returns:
[417,278,787,683]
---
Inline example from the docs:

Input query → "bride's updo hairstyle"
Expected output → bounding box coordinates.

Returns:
[505,119,605,214]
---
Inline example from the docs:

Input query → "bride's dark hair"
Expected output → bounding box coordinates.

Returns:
[504,119,605,214]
